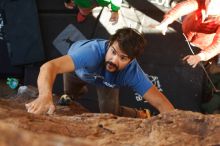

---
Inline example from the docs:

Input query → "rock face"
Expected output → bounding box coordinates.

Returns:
[0,99,220,146]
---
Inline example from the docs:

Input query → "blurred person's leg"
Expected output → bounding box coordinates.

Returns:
[96,87,150,118]
[59,72,87,105]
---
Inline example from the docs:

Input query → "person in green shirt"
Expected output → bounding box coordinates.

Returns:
[64,0,122,23]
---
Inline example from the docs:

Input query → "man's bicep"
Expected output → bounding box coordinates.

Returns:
[50,55,75,74]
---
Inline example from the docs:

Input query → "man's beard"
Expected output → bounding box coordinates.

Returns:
[105,61,119,71]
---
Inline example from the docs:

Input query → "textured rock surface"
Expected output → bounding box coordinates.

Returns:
[0,98,220,146]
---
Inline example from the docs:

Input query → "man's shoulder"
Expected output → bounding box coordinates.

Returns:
[69,39,108,53]
[120,60,142,78]
[125,59,141,72]
[74,39,108,46]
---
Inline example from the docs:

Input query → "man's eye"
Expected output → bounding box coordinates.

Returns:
[112,49,116,54]
[121,56,128,61]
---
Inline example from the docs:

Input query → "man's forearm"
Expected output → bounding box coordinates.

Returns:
[144,86,174,113]
[157,97,174,113]
[37,63,57,98]
[152,91,174,113]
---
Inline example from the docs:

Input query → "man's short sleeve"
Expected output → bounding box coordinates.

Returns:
[67,40,105,70]
[124,62,153,96]
[132,71,153,96]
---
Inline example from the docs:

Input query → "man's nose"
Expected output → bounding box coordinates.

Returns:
[111,55,119,63]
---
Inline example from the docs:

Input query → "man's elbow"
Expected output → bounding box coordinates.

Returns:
[40,62,58,74]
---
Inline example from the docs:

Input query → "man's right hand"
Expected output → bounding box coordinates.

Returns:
[25,94,55,115]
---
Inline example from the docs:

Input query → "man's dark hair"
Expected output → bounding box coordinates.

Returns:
[109,27,146,59]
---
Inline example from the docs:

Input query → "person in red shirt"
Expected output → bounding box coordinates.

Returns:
[155,0,220,68]
[154,0,220,113]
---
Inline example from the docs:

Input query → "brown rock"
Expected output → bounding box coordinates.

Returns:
[0,99,220,146]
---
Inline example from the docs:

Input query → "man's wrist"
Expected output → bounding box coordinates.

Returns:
[38,90,52,98]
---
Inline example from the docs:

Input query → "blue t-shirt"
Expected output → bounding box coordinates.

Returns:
[68,39,153,96]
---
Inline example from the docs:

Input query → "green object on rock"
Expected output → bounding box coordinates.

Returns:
[6,78,19,89]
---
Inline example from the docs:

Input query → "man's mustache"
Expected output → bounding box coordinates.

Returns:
[105,61,119,70]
